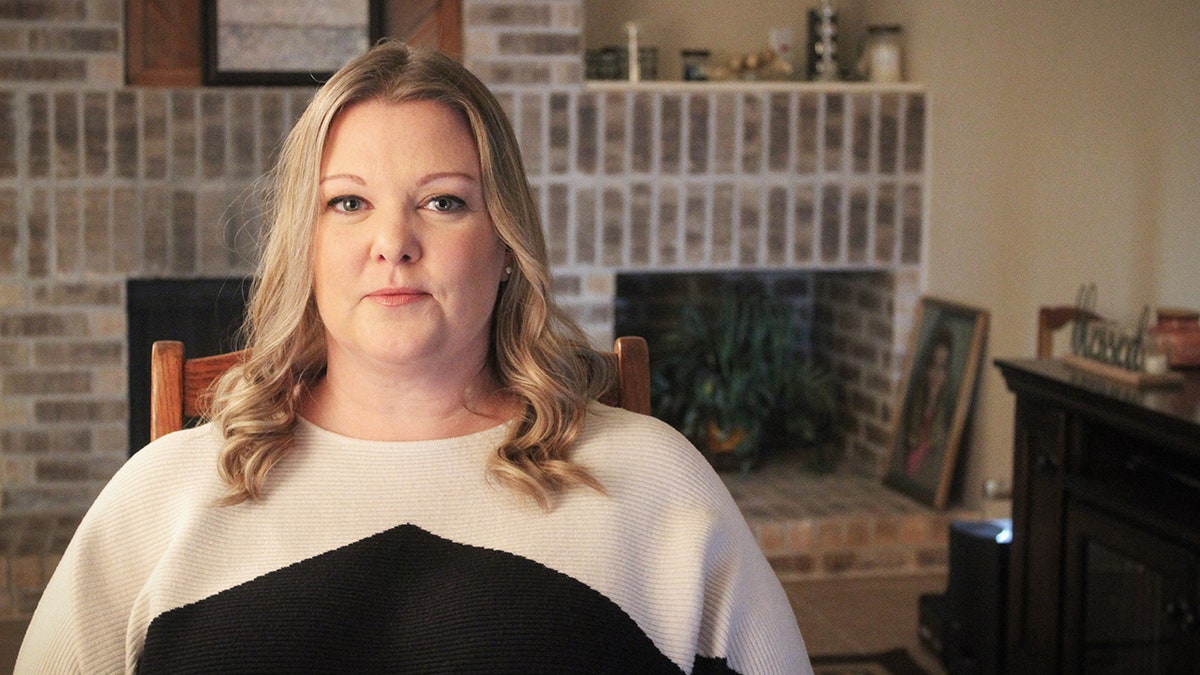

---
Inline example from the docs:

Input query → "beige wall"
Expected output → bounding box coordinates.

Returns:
[589,0,1200,509]
[866,0,1200,508]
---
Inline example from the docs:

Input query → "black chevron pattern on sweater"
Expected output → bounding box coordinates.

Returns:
[139,523,737,674]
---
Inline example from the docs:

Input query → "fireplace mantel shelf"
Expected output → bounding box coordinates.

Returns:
[584,80,926,94]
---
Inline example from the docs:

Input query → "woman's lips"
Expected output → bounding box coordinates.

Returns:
[367,288,428,306]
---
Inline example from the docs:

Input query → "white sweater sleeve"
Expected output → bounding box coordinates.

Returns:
[16,427,222,674]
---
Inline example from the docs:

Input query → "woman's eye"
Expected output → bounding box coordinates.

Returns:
[328,195,366,213]
[423,195,467,212]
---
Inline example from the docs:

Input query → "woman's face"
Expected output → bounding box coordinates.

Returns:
[312,99,508,376]
[926,343,951,396]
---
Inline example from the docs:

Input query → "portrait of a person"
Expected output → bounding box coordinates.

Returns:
[896,325,957,492]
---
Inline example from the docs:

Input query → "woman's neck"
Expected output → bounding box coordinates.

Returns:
[300,358,516,442]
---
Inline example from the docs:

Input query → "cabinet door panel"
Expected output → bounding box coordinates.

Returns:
[1064,502,1199,673]
[1008,398,1068,673]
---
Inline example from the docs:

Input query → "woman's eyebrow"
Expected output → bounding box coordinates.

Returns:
[416,171,478,188]
[319,173,366,185]
[318,172,478,187]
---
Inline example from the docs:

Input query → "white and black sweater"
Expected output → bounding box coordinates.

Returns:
[17,404,811,674]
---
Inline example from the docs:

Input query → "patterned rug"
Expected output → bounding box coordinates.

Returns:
[811,648,932,675]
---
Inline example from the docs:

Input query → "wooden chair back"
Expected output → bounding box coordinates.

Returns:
[1037,305,1103,358]
[150,336,652,442]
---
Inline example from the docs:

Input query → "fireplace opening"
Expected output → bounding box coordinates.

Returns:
[123,271,900,474]
[615,271,822,376]
[614,271,833,469]
[126,277,253,454]
[615,270,899,475]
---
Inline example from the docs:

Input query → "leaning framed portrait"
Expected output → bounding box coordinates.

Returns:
[883,296,989,509]
[203,0,385,86]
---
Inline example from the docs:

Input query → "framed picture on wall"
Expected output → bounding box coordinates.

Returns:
[204,0,385,86]
[883,296,989,510]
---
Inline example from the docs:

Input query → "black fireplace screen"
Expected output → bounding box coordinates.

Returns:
[126,278,253,454]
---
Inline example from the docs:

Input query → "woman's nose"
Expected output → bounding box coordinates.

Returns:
[371,211,421,264]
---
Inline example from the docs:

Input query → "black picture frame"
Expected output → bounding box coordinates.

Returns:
[203,0,385,86]
[883,296,989,509]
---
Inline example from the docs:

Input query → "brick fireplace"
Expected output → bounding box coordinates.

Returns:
[0,1,926,517]
[0,1,946,619]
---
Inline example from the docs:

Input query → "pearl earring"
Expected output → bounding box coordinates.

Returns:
[504,266,513,275]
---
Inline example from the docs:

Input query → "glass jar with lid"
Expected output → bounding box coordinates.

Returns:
[681,49,710,81]
[862,24,904,83]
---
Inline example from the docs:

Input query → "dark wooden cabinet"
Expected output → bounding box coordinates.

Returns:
[997,359,1200,674]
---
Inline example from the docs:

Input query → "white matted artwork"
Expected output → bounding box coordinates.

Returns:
[205,0,382,85]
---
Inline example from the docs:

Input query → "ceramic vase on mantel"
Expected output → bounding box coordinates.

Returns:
[1147,307,1200,368]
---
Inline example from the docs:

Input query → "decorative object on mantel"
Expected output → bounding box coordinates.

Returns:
[1147,306,1200,368]
[584,46,658,81]
[1059,283,1185,387]
[768,26,798,74]
[584,44,658,81]
[651,289,838,474]
[680,49,711,81]
[858,24,905,83]
[624,21,641,82]
[708,48,795,81]
[805,0,840,81]
[883,296,989,510]
[1059,353,1184,387]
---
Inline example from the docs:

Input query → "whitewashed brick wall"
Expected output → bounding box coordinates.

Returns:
[0,1,926,514]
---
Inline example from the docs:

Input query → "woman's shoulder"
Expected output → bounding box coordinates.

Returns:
[575,405,729,505]
[579,404,698,460]
[86,424,226,516]
[123,423,224,474]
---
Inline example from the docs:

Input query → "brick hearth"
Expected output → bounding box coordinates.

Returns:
[1,472,973,620]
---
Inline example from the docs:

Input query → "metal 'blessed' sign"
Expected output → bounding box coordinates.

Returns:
[1070,283,1151,372]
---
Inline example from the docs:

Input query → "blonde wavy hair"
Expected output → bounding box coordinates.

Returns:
[208,41,612,509]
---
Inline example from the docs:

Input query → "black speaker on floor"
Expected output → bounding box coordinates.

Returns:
[917,591,947,659]
[941,519,1011,675]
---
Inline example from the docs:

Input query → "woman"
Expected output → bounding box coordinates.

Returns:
[17,42,810,674]
[899,326,955,489]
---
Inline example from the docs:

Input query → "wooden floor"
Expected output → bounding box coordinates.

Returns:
[2,618,23,672]
[786,572,947,673]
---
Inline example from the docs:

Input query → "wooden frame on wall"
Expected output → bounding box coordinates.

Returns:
[384,0,462,59]
[203,0,385,86]
[126,0,203,86]
[883,296,989,510]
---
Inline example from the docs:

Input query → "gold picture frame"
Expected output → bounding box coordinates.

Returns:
[883,296,989,509]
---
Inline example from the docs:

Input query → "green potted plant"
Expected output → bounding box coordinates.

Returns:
[652,288,838,472]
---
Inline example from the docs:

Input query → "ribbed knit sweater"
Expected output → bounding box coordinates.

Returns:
[16,404,811,674]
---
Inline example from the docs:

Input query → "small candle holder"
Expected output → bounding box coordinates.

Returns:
[1142,330,1171,375]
